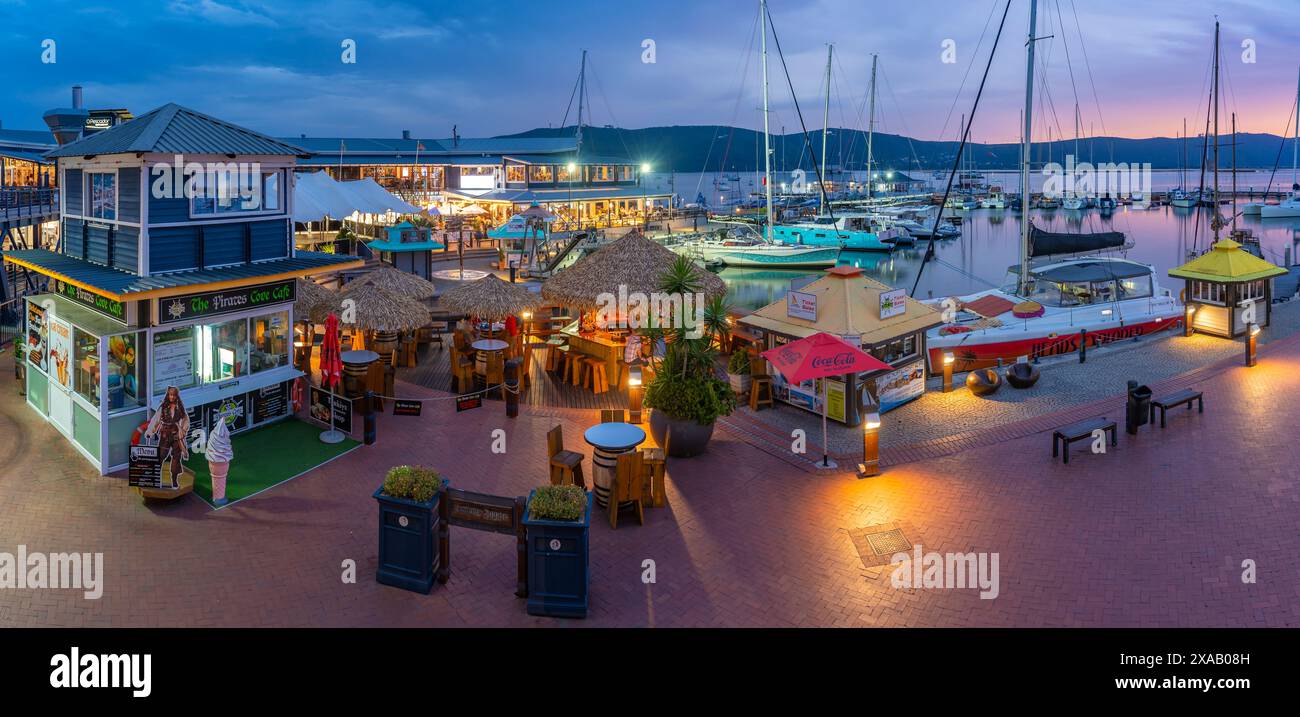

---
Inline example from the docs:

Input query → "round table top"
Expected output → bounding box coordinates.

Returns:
[472,339,509,352]
[340,350,380,364]
[584,423,647,452]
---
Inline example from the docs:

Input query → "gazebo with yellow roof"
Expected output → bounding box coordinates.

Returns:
[1169,238,1287,339]
[738,266,943,426]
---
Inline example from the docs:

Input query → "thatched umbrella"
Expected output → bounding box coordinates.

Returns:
[439,273,542,321]
[311,283,430,333]
[542,231,727,310]
[347,265,438,300]
[293,278,336,319]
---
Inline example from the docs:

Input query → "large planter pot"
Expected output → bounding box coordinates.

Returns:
[728,372,751,395]
[648,409,716,458]
[522,490,592,619]
[373,480,447,594]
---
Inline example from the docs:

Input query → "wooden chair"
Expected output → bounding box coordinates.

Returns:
[587,359,609,394]
[520,342,535,391]
[565,351,585,386]
[747,356,774,410]
[547,426,585,488]
[641,428,670,508]
[608,451,645,529]
[454,355,475,393]
[485,352,506,399]
[600,409,626,423]
[547,344,569,373]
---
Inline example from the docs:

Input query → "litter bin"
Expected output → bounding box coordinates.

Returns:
[1125,380,1152,434]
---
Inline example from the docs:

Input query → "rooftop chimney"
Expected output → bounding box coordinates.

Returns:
[402,129,411,141]
[43,85,90,145]
[72,85,83,109]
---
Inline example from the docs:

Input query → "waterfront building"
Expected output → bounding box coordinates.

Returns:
[2,104,363,474]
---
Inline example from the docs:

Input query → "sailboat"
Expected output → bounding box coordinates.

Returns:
[923,0,1182,373]
[1170,119,1200,207]
[1062,105,1087,210]
[1261,66,1300,218]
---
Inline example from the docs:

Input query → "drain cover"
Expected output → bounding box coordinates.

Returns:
[865,528,911,556]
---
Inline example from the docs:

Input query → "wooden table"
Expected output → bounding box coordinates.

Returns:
[472,339,509,375]
[584,423,646,508]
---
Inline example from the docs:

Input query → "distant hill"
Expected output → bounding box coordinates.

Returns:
[497,124,1296,172]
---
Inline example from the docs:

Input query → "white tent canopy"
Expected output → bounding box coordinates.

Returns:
[292,172,421,223]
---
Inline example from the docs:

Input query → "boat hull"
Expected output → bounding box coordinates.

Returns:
[1261,204,1300,218]
[773,225,895,251]
[717,247,840,268]
[926,315,1182,373]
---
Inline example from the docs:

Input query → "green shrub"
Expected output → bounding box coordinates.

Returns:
[382,465,443,503]
[727,350,751,375]
[529,485,586,521]
[644,373,737,425]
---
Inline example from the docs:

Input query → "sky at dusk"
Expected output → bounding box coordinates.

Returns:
[2,0,1299,143]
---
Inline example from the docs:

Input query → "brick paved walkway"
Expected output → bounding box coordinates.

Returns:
[1,333,1297,627]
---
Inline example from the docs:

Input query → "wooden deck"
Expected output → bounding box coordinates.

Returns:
[399,340,631,410]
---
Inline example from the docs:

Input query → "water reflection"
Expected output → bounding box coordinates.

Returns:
[719,202,1300,311]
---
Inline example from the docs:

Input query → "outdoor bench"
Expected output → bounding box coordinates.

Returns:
[1052,416,1117,464]
[1149,389,1203,428]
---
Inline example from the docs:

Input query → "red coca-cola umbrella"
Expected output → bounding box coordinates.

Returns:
[761,332,891,468]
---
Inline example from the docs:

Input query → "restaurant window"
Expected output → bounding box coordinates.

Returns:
[529,165,555,183]
[620,165,634,181]
[86,172,116,220]
[107,332,146,411]
[591,165,613,182]
[250,311,290,373]
[192,169,282,215]
[1240,280,1265,303]
[73,327,100,408]
[200,317,249,383]
[506,165,526,183]
[153,327,198,395]
[557,164,576,182]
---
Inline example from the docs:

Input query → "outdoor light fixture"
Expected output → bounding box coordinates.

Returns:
[641,163,651,173]
[1184,304,1196,337]
[1101,308,1113,317]
[1246,322,1260,367]
[942,351,955,393]
[567,162,576,172]
[858,410,882,478]
[628,366,644,423]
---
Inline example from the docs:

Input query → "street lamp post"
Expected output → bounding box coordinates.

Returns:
[628,365,644,423]
[942,351,955,393]
[857,409,882,478]
[640,163,651,231]
[1246,322,1260,366]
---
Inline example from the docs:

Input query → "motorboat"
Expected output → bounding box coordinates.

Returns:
[772,214,899,251]
[981,192,1008,209]
[1062,196,1086,210]
[1260,191,1300,218]
[1169,188,1199,208]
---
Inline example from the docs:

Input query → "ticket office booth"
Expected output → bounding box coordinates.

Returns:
[23,293,150,474]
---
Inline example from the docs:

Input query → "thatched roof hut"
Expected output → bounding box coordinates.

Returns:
[541,231,727,310]
[293,278,336,320]
[347,265,438,300]
[439,274,542,320]
[311,283,430,333]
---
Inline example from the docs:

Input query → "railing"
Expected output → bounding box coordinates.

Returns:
[0,187,58,217]
[0,298,20,354]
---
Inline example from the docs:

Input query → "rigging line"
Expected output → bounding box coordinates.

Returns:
[1192,57,1216,256]
[1260,94,1296,196]
[765,2,839,224]
[695,9,760,198]
[558,65,582,131]
[585,60,638,168]
[879,65,927,173]
[936,0,1001,147]
[1065,0,1111,159]
[933,258,1002,289]
[910,0,1013,297]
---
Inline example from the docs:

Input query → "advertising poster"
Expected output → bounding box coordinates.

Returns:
[205,395,248,434]
[26,303,47,372]
[873,360,926,412]
[153,327,196,393]
[48,317,73,388]
[309,387,352,433]
[879,288,908,320]
[252,382,290,424]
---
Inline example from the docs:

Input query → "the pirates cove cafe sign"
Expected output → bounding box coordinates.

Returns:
[159,280,296,325]
[52,280,126,324]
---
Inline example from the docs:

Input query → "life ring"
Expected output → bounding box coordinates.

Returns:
[1179,287,1186,304]
[130,419,152,446]
[292,377,305,413]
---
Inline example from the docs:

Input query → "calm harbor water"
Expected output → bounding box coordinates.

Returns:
[644,171,1300,310]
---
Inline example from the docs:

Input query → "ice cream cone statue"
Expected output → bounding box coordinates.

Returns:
[206,418,234,506]
[145,386,190,489]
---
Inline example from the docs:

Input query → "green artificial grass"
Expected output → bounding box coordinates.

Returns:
[185,418,359,508]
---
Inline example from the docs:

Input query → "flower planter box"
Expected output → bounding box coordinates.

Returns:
[374,480,447,594]
[522,490,592,618]
[648,409,716,458]
[728,372,751,395]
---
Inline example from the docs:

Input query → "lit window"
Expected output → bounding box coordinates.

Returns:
[86,172,116,220]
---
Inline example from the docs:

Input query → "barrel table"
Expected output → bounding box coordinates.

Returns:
[340,350,380,399]
[583,423,646,509]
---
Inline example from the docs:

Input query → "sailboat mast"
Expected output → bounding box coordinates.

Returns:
[1232,112,1237,231]
[1212,20,1220,236]
[576,50,587,159]
[760,0,774,243]
[867,53,877,201]
[820,44,832,212]
[1181,118,1187,189]
[1293,65,1299,187]
[1019,0,1039,293]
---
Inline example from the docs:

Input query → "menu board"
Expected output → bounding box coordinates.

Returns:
[252,382,290,424]
[47,318,73,388]
[26,303,47,372]
[153,328,196,393]
[128,444,164,489]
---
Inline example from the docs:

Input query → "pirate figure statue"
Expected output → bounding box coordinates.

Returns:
[145,386,190,489]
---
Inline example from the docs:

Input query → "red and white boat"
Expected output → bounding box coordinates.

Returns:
[924,248,1183,372]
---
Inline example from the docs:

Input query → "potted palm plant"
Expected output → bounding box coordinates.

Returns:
[522,484,592,618]
[641,256,738,457]
[374,465,447,594]
[726,350,751,395]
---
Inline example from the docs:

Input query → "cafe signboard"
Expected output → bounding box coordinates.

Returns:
[52,280,126,323]
[159,280,295,325]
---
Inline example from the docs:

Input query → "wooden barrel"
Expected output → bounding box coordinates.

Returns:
[372,331,399,362]
[342,361,371,398]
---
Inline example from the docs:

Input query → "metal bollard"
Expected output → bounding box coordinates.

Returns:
[363,390,377,445]
[1078,329,1088,363]
[505,358,521,418]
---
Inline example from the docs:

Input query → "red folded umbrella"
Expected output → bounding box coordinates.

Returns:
[320,313,343,390]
